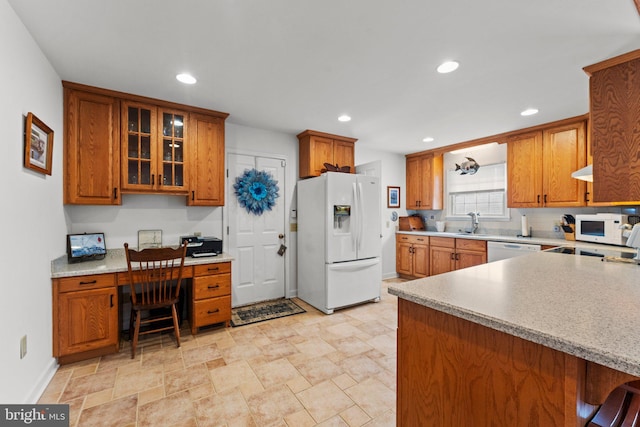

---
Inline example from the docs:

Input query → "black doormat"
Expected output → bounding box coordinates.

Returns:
[231,299,306,327]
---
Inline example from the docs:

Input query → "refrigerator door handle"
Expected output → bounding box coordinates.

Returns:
[357,182,364,251]
[328,258,380,271]
[352,182,358,250]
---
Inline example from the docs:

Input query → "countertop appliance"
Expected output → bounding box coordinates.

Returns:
[297,172,381,314]
[575,214,629,246]
[487,241,541,262]
[180,236,222,257]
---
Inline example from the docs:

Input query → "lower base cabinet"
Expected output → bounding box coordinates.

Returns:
[396,234,429,279]
[190,262,232,334]
[53,274,119,364]
[53,260,232,364]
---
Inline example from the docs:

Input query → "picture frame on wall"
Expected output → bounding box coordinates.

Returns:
[24,112,54,175]
[387,186,400,208]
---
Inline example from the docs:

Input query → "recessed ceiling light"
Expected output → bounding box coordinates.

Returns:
[436,61,459,74]
[520,108,539,116]
[176,73,197,84]
[338,115,351,122]
[423,137,434,142]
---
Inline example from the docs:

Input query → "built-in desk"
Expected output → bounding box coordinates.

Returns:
[51,249,234,364]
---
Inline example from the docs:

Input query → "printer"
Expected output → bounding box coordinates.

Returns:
[180,236,223,257]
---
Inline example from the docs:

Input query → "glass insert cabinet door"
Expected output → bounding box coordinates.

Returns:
[122,102,187,192]
[125,103,155,188]
[161,111,185,188]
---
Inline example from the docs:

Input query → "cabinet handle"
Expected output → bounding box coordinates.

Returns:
[585,192,590,203]
[208,285,220,289]
[113,188,118,200]
[208,267,219,272]
[79,280,97,285]
[110,295,114,308]
[207,309,220,315]
[455,253,460,260]
[544,194,547,205]
[159,174,162,186]
[152,175,155,186]
[537,195,540,204]
[192,191,195,201]
[450,253,455,260]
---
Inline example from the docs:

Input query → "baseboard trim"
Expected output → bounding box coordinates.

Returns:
[382,272,399,280]
[24,357,59,403]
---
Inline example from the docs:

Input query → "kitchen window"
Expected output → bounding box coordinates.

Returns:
[446,162,509,220]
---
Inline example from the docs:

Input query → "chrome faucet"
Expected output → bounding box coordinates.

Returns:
[467,212,480,234]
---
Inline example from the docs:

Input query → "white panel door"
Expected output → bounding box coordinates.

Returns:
[228,154,286,307]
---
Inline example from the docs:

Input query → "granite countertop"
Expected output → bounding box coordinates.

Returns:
[51,248,234,278]
[388,252,640,377]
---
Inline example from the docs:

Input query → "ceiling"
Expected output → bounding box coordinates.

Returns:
[8,0,640,154]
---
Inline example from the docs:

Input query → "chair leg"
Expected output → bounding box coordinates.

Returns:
[171,304,181,348]
[131,309,141,359]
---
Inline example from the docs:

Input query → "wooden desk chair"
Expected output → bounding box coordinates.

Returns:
[124,242,187,358]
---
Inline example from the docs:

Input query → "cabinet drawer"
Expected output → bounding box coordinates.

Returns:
[396,234,429,245]
[193,274,231,300]
[193,262,231,277]
[430,237,455,248]
[456,239,486,251]
[192,296,231,327]
[57,274,115,293]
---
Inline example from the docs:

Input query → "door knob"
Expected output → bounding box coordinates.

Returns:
[278,234,285,239]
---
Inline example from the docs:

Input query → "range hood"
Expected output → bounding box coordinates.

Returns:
[571,164,593,182]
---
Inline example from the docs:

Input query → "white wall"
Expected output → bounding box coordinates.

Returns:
[1,0,66,403]
[356,146,407,279]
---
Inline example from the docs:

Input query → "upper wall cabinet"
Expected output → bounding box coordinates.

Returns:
[64,87,121,205]
[405,152,443,210]
[62,82,228,206]
[584,50,640,203]
[507,118,587,208]
[188,113,226,206]
[297,130,356,178]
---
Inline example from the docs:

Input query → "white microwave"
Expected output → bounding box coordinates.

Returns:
[575,214,628,246]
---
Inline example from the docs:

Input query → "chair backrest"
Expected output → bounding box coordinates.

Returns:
[124,242,188,307]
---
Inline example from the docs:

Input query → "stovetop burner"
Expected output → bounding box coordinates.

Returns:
[546,246,637,260]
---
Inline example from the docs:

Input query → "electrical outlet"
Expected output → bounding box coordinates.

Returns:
[20,335,27,359]
[290,223,297,232]
[194,231,202,237]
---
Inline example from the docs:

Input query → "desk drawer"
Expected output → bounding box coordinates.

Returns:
[193,262,231,277]
[193,274,231,300]
[192,296,231,327]
[57,274,115,293]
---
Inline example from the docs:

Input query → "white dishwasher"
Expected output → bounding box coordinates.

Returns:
[487,241,541,262]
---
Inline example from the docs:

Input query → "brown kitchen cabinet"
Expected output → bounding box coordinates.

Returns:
[121,101,188,194]
[297,130,356,178]
[190,262,232,334]
[52,274,119,364]
[507,118,587,208]
[584,50,640,203]
[396,234,429,279]
[62,81,229,205]
[429,237,486,276]
[63,85,121,205]
[405,153,443,210]
[187,113,226,206]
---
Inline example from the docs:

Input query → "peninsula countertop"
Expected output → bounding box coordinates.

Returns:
[51,249,234,278]
[388,251,640,377]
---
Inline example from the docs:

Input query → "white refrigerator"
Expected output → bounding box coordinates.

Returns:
[297,172,381,314]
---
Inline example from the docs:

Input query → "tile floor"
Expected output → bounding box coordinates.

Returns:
[39,280,402,426]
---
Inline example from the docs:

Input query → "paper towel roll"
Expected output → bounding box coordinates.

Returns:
[521,215,529,237]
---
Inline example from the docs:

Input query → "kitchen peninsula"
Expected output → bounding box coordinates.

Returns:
[51,250,233,364]
[389,251,640,426]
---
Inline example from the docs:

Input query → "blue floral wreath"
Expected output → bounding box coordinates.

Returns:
[234,169,280,215]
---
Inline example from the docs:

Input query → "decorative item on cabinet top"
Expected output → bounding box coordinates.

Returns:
[399,216,425,231]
